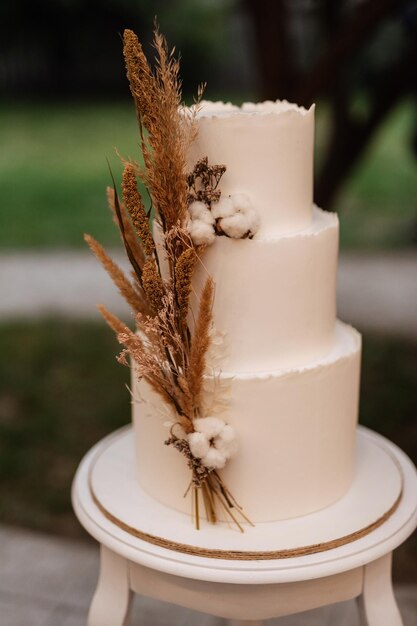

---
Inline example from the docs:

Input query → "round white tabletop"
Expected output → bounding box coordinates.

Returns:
[72,425,417,585]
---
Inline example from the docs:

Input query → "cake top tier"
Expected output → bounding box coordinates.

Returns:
[186,100,315,237]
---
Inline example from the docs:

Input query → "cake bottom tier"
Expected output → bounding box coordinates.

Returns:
[132,321,361,522]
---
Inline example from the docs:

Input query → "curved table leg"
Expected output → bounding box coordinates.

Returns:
[88,545,133,626]
[357,553,403,626]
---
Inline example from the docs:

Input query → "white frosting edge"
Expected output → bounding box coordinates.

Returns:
[191,206,337,249]
[188,99,314,119]
[251,205,337,242]
[213,321,361,380]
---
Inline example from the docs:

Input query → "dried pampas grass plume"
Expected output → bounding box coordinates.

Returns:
[123,27,196,232]
[84,234,145,314]
[98,304,126,334]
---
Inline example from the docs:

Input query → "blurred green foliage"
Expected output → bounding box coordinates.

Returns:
[0,320,128,536]
[337,99,417,249]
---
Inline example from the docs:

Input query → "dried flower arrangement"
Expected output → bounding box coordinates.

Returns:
[85,28,252,531]
[187,158,260,245]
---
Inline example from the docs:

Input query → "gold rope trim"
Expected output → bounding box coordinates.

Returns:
[88,443,403,560]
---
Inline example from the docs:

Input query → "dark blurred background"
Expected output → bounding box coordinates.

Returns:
[1,0,417,247]
[1,0,417,583]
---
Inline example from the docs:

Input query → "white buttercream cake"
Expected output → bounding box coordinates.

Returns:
[132,100,361,523]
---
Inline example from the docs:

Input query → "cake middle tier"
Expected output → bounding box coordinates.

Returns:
[191,206,339,373]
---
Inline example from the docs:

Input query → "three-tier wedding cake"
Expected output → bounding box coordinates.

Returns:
[86,29,362,530]
[132,100,362,523]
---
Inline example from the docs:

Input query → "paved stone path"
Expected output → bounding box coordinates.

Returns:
[1,525,416,626]
[1,251,416,337]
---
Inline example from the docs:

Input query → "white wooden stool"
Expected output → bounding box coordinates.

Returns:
[72,426,417,626]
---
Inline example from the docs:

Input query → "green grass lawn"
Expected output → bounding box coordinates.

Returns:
[0,101,141,248]
[1,98,416,250]
[0,320,416,579]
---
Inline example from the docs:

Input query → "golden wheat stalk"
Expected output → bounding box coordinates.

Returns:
[121,163,155,257]
[107,186,146,271]
[123,29,156,135]
[186,277,214,414]
[141,260,165,315]
[175,247,197,323]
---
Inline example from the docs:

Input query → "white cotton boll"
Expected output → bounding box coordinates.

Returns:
[188,432,210,459]
[194,416,224,438]
[211,196,235,219]
[216,193,259,239]
[215,435,238,460]
[188,219,216,246]
[214,424,238,459]
[200,208,215,226]
[188,202,215,226]
[202,447,227,469]
[245,207,260,235]
[230,193,253,213]
[217,423,236,444]
[220,204,260,239]
[190,418,237,468]
[219,212,251,238]
[188,200,209,221]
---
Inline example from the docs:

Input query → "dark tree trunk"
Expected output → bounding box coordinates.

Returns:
[244,0,298,100]
[244,0,415,210]
[296,0,401,107]
[315,45,417,208]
